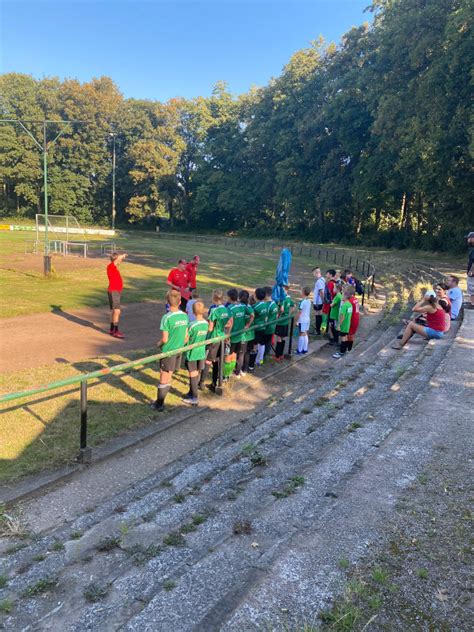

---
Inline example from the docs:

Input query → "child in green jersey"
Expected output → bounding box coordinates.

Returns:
[333,285,354,359]
[199,289,232,392]
[253,287,270,367]
[183,300,209,406]
[151,289,189,412]
[244,292,257,373]
[226,288,255,378]
[275,285,294,361]
[329,281,343,345]
[264,286,279,358]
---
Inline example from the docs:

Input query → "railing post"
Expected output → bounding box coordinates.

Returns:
[286,317,295,357]
[334,252,337,263]
[372,273,375,291]
[342,253,345,266]
[216,340,225,396]
[356,257,359,272]
[362,284,365,307]
[78,381,92,463]
[326,251,329,261]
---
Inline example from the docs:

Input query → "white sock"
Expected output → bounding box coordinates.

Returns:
[298,336,304,352]
[256,344,265,363]
[303,335,309,351]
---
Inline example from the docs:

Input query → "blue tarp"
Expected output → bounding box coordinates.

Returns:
[272,248,292,303]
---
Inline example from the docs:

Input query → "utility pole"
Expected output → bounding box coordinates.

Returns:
[110,133,116,231]
[0,118,85,275]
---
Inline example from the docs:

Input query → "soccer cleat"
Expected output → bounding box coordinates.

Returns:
[112,330,124,339]
[332,352,343,359]
[207,384,216,393]
[234,372,242,379]
[182,397,198,406]
[240,370,247,376]
[150,401,164,412]
[294,350,304,355]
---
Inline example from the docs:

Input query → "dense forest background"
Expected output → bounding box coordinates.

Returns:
[0,0,472,251]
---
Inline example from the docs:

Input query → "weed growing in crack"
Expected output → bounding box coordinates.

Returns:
[416,568,428,579]
[163,531,186,547]
[84,582,109,603]
[119,523,129,537]
[0,599,13,614]
[163,579,176,591]
[32,554,46,562]
[371,567,389,585]
[50,540,65,552]
[0,575,8,588]
[96,536,121,552]
[173,493,186,504]
[191,513,207,526]
[127,544,162,566]
[338,558,350,570]
[302,408,312,415]
[181,522,197,534]
[70,531,82,540]
[272,476,305,499]
[347,422,362,433]
[22,577,58,597]
[113,505,126,514]
[241,442,256,456]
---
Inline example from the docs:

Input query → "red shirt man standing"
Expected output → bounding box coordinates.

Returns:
[167,259,190,311]
[185,255,200,291]
[107,252,127,338]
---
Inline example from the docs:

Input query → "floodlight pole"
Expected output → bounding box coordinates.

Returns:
[110,133,116,231]
[43,121,51,274]
[0,118,86,276]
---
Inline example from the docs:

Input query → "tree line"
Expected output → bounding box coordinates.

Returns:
[0,0,472,252]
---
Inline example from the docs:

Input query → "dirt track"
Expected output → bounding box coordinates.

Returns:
[0,302,164,374]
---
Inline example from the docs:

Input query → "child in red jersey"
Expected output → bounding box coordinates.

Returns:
[321,269,336,334]
[107,252,127,338]
[346,285,360,351]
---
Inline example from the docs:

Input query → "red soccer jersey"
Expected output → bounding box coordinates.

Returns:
[167,268,190,299]
[349,296,360,335]
[107,262,123,292]
[185,262,198,288]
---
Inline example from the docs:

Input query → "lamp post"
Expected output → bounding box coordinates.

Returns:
[110,133,116,231]
[0,118,85,275]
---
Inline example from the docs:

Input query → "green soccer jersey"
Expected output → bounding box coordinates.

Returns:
[279,295,295,325]
[229,303,250,343]
[243,305,255,342]
[208,304,230,338]
[253,301,269,332]
[160,310,189,353]
[339,300,353,333]
[186,319,209,361]
[265,300,279,335]
[330,293,342,320]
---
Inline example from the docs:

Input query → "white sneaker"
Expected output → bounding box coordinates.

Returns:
[332,352,343,359]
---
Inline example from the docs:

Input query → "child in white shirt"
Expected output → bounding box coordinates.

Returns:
[296,286,311,354]
[186,289,200,322]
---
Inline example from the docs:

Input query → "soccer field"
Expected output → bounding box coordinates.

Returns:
[0,230,300,319]
[0,230,321,484]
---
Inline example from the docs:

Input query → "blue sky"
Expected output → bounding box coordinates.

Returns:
[1,0,371,101]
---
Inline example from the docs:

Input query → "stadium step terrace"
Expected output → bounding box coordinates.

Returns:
[0,263,468,631]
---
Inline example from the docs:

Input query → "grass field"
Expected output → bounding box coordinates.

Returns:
[0,231,320,484]
[0,231,309,319]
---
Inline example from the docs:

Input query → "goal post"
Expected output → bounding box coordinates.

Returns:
[35,214,84,242]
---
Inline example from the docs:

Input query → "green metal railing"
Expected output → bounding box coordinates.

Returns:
[0,312,298,462]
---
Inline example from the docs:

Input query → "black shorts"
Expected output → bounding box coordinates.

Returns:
[229,341,242,354]
[206,341,222,362]
[185,359,205,372]
[160,354,182,373]
[255,331,271,345]
[275,324,289,338]
[313,304,323,312]
[108,291,121,310]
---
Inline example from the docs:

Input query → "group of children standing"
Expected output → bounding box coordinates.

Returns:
[151,275,361,412]
[151,285,295,411]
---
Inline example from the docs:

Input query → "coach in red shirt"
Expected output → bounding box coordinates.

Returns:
[185,255,200,291]
[107,252,127,338]
[167,259,191,311]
